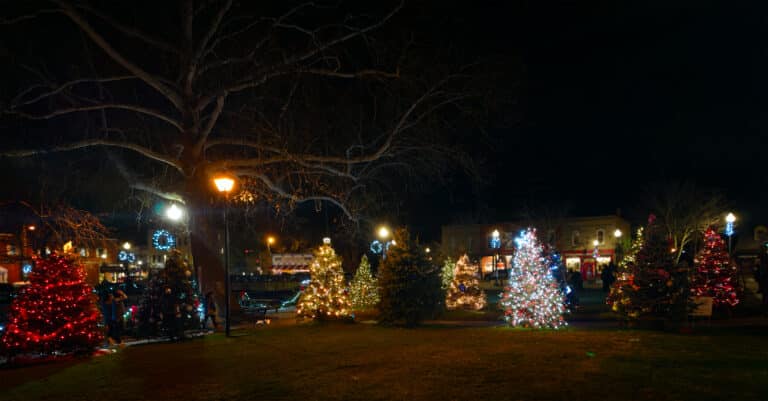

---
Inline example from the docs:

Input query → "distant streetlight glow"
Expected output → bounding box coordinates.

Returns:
[593,239,599,247]
[725,212,736,253]
[614,229,622,238]
[28,225,35,231]
[425,247,431,253]
[122,242,131,250]
[726,213,736,224]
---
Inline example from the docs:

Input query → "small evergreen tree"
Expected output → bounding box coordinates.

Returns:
[445,254,486,310]
[296,241,351,319]
[1,254,103,357]
[607,227,644,311]
[349,255,379,310]
[691,227,739,307]
[501,229,566,329]
[441,257,455,291]
[137,250,200,339]
[378,229,442,326]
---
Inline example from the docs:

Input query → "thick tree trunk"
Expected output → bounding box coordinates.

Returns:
[185,170,228,326]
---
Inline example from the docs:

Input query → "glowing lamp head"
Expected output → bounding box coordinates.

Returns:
[377,226,390,240]
[593,239,599,247]
[213,176,235,193]
[323,237,331,245]
[492,229,500,239]
[613,229,622,238]
[425,247,431,253]
[27,225,35,231]
[267,236,275,245]
[166,204,183,221]
[100,253,107,260]
[122,242,132,250]
[726,213,736,223]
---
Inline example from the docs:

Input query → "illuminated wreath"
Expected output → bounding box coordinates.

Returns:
[118,250,136,262]
[370,240,384,254]
[152,229,176,251]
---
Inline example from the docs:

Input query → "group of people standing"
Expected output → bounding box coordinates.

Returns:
[100,286,128,346]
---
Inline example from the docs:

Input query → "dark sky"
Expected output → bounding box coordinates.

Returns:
[406,1,768,240]
[2,1,767,243]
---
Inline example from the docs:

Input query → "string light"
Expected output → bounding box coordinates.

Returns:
[349,255,379,310]
[691,227,739,307]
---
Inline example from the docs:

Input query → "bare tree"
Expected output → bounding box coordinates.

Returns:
[0,1,482,304]
[644,180,727,263]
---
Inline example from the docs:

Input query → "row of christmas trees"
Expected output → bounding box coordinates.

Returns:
[607,215,739,319]
[296,228,567,328]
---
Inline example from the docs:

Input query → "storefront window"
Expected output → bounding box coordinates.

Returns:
[596,229,605,245]
[571,231,581,247]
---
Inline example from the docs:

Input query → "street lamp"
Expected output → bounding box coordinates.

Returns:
[166,203,184,221]
[122,242,131,251]
[490,229,501,285]
[214,175,236,337]
[613,229,622,265]
[725,212,736,254]
[377,226,390,241]
[267,236,276,253]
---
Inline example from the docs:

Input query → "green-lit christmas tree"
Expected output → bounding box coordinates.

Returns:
[445,254,486,310]
[296,241,351,319]
[607,226,644,311]
[441,257,455,291]
[349,255,379,310]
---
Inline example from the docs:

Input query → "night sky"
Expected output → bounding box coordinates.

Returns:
[2,1,767,242]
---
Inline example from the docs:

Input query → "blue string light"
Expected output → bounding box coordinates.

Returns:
[152,229,176,251]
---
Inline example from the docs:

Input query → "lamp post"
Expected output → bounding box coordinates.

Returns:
[725,212,736,254]
[490,229,501,285]
[377,225,391,259]
[267,236,275,253]
[613,229,622,265]
[214,176,235,337]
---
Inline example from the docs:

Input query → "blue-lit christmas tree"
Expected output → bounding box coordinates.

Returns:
[501,229,566,329]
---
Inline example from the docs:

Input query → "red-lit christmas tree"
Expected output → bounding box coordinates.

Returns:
[691,227,739,307]
[1,254,103,357]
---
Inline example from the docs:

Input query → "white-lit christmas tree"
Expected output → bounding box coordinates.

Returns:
[501,228,566,329]
[445,254,486,310]
[349,255,379,310]
[296,241,351,319]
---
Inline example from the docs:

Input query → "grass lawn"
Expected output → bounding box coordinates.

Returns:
[2,324,767,401]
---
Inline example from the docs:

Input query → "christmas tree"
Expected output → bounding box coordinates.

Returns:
[1,254,103,357]
[610,215,686,319]
[441,257,455,291]
[501,229,566,329]
[378,229,442,326]
[445,254,486,310]
[607,227,644,310]
[296,241,351,319]
[136,250,201,338]
[691,227,739,307]
[349,255,379,310]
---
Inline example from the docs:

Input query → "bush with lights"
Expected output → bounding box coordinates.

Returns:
[0,254,103,358]
[445,254,486,310]
[349,255,379,310]
[691,227,739,308]
[378,229,442,327]
[500,228,566,329]
[136,250,201,339]
[296,240,352,320]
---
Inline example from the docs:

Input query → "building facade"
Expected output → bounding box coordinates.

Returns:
[441,214,631,283]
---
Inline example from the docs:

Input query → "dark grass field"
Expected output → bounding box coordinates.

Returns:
[2,323,767,401]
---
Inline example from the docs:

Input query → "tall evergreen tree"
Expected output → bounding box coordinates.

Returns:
[137,250,200,339]
[501,229,566,329]
[297,242,351,319]
[1,254,103,357]
[691,227,739,307]
[378,229,442,326]
[349,255,379,310]
[445,254,486,310]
